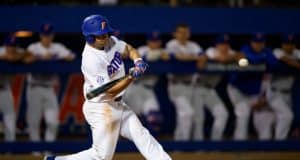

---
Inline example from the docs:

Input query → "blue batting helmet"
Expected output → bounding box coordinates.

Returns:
[81,14,114,44]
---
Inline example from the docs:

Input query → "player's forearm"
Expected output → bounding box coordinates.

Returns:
[160,52,170,61]
[233,52,246,62]
[175,53,198,61]
[215,53,245,63]
[129,49,140,61]
[281,58,300,69]
[125,44,141,61]
[105,76,134,97]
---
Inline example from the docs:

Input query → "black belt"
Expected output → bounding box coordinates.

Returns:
[271,87,290,94]
[143,84,154,89]
[195,83,215,89]
[30,83,52,88]
[115,96,122,102]
[171,80,191,85]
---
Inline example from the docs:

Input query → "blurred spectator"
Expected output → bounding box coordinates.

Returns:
[192,34,243,141]
[98,0,118,6]
[229,0,244,7]
[169,0,193,7]
[170,0,177,6]
[1,0,300,7]
[228,0,263,7]
[26,23,75,142]
[124,31,168,136]
[0,35,31,62]
[253,34,297,140]
[0,35,27,142]
[227,33,276,140]
[166,23,203,141]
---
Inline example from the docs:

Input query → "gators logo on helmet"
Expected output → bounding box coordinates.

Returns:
[101,21,107,31]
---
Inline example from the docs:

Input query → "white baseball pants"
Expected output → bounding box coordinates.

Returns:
[55,100,171,160]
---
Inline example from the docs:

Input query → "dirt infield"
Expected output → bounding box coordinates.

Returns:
[1,152,300,160]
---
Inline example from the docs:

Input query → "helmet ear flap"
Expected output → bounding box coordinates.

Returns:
[86,35,95,44]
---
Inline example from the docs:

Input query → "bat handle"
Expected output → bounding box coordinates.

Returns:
[86,93,95,100]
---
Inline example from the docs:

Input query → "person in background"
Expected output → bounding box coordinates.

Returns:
[26,23,75,143]
[98,0,118,5]
[227,33,277,140]
[124,31,168,136]
[0,35,30,141]
[166,23,203,141]
[253,34,297,140]
[192,34,243,140]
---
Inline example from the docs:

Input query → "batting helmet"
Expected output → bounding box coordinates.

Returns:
[81,14,114,44]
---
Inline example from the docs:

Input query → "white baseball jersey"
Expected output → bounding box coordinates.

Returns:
[27,42,73,85]
[195,47,236,87]
[81,36,127,102]
[272,48,300,90]
[166,39,202,57]
[166,39,202,81]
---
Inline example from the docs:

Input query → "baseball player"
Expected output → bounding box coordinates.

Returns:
[26,23,75,143]
[227,33,277,140]
[253,34,297,140]
[45,15,171,160]
[192,34,242,140]
[123,31,168,134]
[166,23,203,141]
[0,35,26,141]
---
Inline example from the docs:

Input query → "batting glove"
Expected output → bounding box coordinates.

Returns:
[129,67,143,78]
[134,58,148,73]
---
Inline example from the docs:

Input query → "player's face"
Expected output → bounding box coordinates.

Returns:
[216,43,230,53]
[174,27,190,43]
[94,34,109,49]
[250,41,265,53]
[282,43,295,54]
[40,34,54,47]
[147,40,162,50]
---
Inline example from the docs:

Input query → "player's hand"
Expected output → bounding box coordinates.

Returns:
[252,97,267,111]
[41,53,53,60]
[196,55,207,69]
[160,52,170,61]
[23,55,35,64]
[129,67,143,79]
[63,54,76,61]
[134,58,148,73]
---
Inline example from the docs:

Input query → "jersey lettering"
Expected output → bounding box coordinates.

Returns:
[107,51,122,77]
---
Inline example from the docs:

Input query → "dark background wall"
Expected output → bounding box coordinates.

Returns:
[0,6,300,34]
